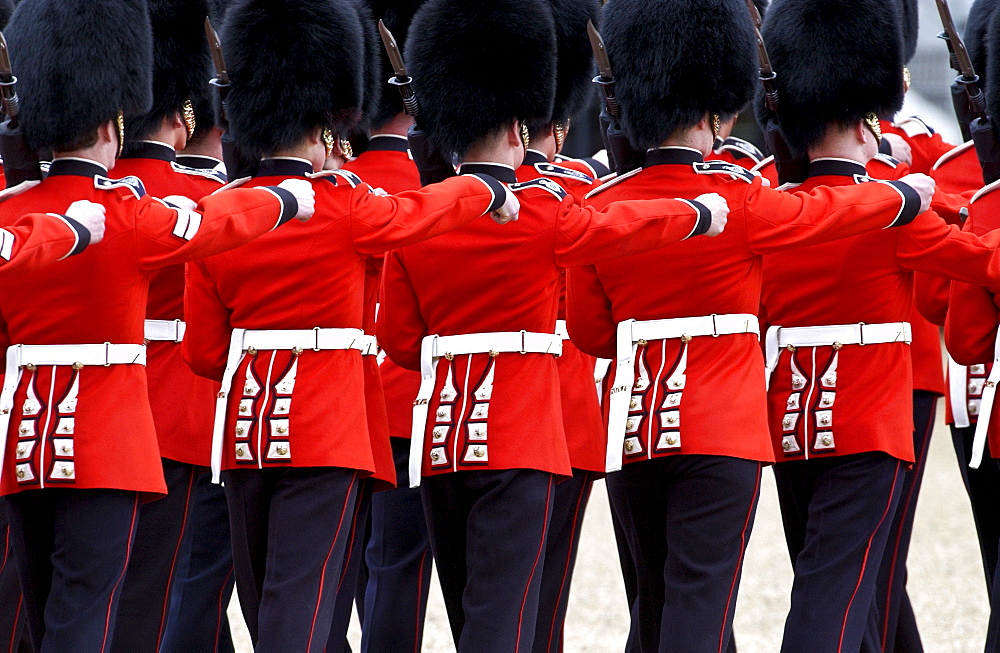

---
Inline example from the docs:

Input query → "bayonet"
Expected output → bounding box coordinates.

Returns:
[746,1,778,112]
[205,18,230,114]
[746,0,763,29]
[378,20,418,118]
[0,33,19,127]
[204,18,256,178]
[587,20,619,119]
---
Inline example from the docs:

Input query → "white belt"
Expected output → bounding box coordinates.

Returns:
[949,355,971,429]
[0,343,146,487]
[606,314,758,473]
[595,358,612,404]
[144,319,186,343]
[210,327,368,483]
[971,327,1000,469]
[555,320,570,341]
[764,322,912,385]
[409,330,563,488]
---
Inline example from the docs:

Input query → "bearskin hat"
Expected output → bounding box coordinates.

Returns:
[7,0,153,152]
[550,0,600,126]
[125,0,213,145]
[221,0,365,159]
[351,0,384,133]
[759,0,904,154]
[406,0,556,159]
[985,0,1000,120]
[601,0,757,151]
[365,0,424,130]
[967,0,997,82]
[899,0,919,63]
[0,0,13,29]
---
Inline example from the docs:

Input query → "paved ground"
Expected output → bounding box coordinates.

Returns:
[230,398,993,651]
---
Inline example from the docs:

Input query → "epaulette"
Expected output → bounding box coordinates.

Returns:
[170,161,227,185]
[971,178,1000,204]
[306,169,364,189]
[584,167,642,199]
[693,161,756,184]
[932,140,974,171]
[872,153,901,168]
[95,174,146,199]
[898,116,935,138]
[534,162,594,184]
[509,177,567,200]
[0,179,40,203]
[211,177,250,194]
[852,174,876,184]
[719,137,764,162]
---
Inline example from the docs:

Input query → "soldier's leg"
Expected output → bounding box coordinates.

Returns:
[7,489,139,653]
[326,478,374,652]
[223,469,272,645]
[159,471,236,653]
[361,437,433,653]
[532,468,595,653]
[952,424,1000,589]
[420,473,469,647]
[111,458,199,653]
[606,469,640,652]
[0,506,28,653]
[659,455,761,653]
[776,453,905,653]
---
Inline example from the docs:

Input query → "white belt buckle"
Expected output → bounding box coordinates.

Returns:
[172,319,183,343]
[313,326,321,352]
[711,313,719,337]
[520,329,527,354]
[858,322,867,346]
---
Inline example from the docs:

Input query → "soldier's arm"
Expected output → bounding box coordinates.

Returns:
[914,272,950,326]
[895,212,1000,287]
[182,259,234,381]
[945,279,999,366]
[377,250,428,372]
[745,178,923,254]
[348,174,509,255]
[565,264,618,360]
[0,212,93,273]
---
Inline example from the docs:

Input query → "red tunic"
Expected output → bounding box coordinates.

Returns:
[342,135,424,488]
[516,151,605,473]
[183,157,511,476]
[110,142,226,467]
[882,117,956,175]
[761,158,1000,464]
[566,147,923,467]
[0,210,92,273]
[379,162,714,479]
[0,157,298,496]
[945,184,1000,453]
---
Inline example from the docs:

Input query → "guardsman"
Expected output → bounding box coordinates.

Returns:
[180,0,528,647]
[105,3,231,651]
[510,1,607,650]
[338,2,436,651]
[564,0,934,650]
[756,0,1000,650]
[0,0,316,649]
[377,0,736,648]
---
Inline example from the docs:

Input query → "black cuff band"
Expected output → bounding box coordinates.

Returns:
[59,214,91,256]
[470,174,507,214]
[264,185,299,227]
[686,200,713,238]
[878,138,893,155]
[885,180,922,228]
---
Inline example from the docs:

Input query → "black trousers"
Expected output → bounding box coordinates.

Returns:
[159,470,236,653]
[617,455,761,653]
[0,506,27,653]
[421,469,555,653]
[872,391,937,653]
[774,453,905,653]
[111,458,199,653]
[5,488,140,653]
[224,466,359,653]
[361,437,433,653]
[532,469,596,653]
[327,477,373,653]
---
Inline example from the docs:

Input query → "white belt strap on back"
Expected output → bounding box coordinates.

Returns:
[144,319,187,342]
[970,327,1000,469]
[409,330,563,489]
[606,314,759,473]
[949,355,971,429]
[0,343,146,486]
[210,327,367,483]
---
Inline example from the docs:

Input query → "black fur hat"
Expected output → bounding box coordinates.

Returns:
[759,0,904,154]
[967,0,997,81]
[551,0,600,126]
[406,0,556,159]
[366,0,424,130]
[125,0,212,145]
[352,0,384,133]
[899,0,919,63]
[0,0,14,29]
[221,0,365,158]
[7,0,153,152]
[985,0,1000,120]
[602,0,757,151]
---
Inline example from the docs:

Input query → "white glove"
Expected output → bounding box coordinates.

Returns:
[490,185,520,224]
[64,200,107,245]
[882,133,913,166]
[371,187,389,197]
[899,173,935,215]
[693,192,729,237]
[162,195,198,211]
[277,178,316,222]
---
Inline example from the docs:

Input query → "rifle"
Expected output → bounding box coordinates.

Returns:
[205,18,258,179]
[587,21,643,175]
[746,0,808,185]
[377,20,455,186]
[934,0,987,145]
[0,32,41,188]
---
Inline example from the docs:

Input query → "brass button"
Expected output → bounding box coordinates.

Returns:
[217,392,226,399]
[239,405,249,414]
[246,347,257,355]
[988,381,997,388]
[786,397,796,408]
[626,419,635,430]
[236,427,245,436]
[474,428,484,437]
[276,426,288,434]
[24,364,36,372]
[72,361,84,370]
[782,440,791,451]
[276,445,288,456]
[18,424,28,434]
[680,335,692,343]
[665,435,677,446]
[437,409,447,418]
[665,415,677,425]
[488,350,499,358]
[444,353,454,361]
[430,451,441,462]
[236,445,246,456]
[786,345,796,353]
[61,466,72,476]
[60,424,71,432]
[669,380,682,389]
[629,397,638,410]
[61,445,71,454]
[832,342,843,351]
[821,435,833,446]
[637,339,648,346]
[473,447,485,458]
[624,440,634,452]
[782,417,792,429]
[292,346,303,356]
[819,415,830,425]
[823,376,835,385]
[15,445,25,456]
[15,468,25,479]
[792,379,804,390]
